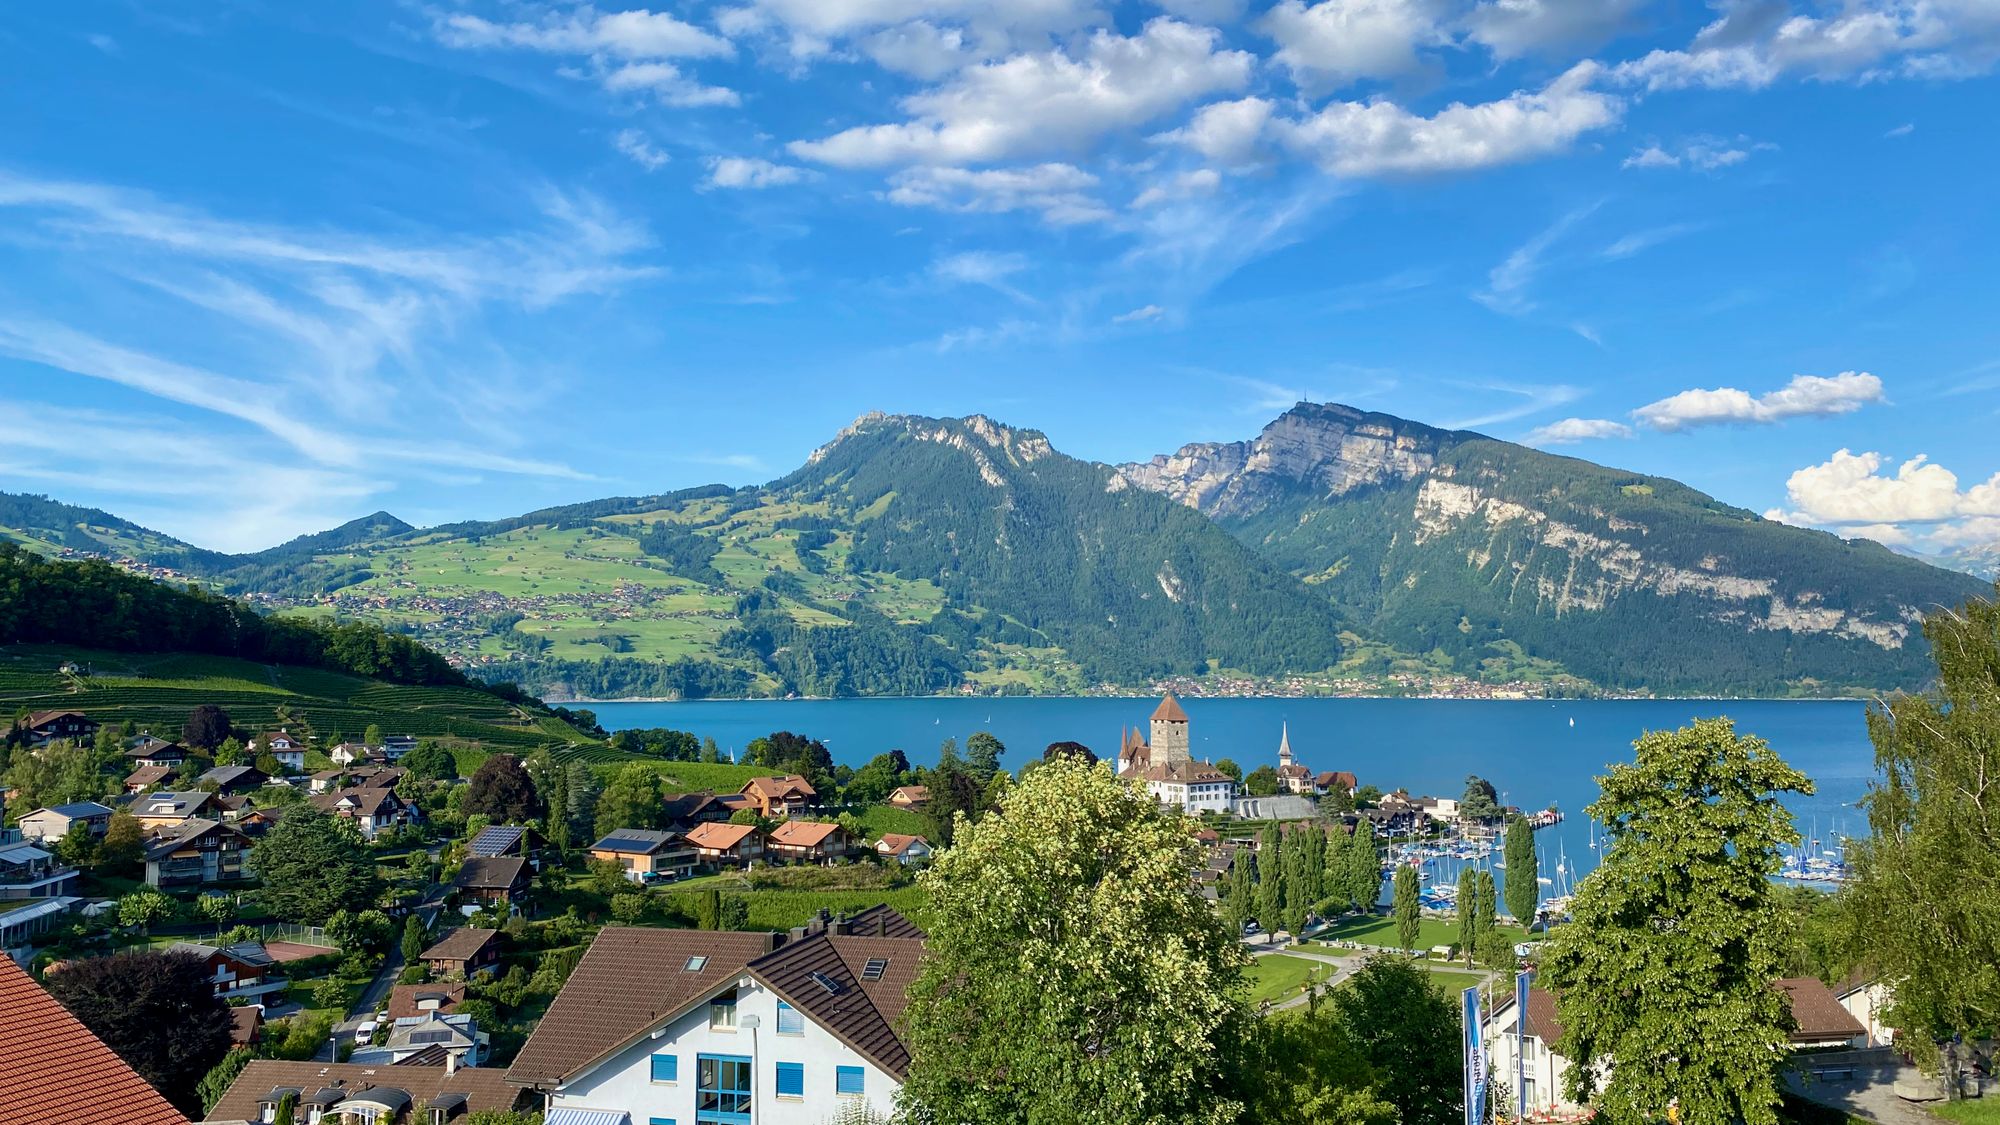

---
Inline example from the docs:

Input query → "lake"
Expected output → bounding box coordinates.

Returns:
[588,696,1881,886]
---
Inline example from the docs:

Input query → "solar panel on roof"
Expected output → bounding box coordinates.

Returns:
[861,958,889,981]
[809,971,843,995]
[411,1029,456,1044]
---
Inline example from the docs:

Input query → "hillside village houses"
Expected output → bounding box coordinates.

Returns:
[247,729,308,772]
[17,709,98,748]
[17,799,113,843]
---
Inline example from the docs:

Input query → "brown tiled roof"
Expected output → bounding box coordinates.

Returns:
[506,928,781,1086]
[888,785,929,804]
[126,763,173,789]
[661,792,726,822]
[230,1005,263,1047]
[420,928,499,964]
[1523,987,1566,1044]
[685,821,760,851]
[875,833,928,856]
[1151,693,1188,722]
[748,933,924,1080]
[1137,759,1232,784]
[453,856,527,891]
[1317,770,1358,791]
[204,1060,521,1122]
[388,983,467,1020]
[312,787,399,817]
[1778,978,1868,1042]
[392,1044,453,1068]
[768,820,844,848]
[742,774,817,801]
[0,954,188,1125]
[24,709,89,728]
[843,904,927,941]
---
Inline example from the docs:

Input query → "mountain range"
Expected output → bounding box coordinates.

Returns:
[3,404,1990,700]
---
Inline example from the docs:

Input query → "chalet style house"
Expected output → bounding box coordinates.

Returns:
[453,856,531,911]
[588,828,699,882]
[766,820,854,864]
[505,905,923,1125]
[874,833,932,866]
[144,818,253,889]
[133,789,220,830]
[887,785,929,809]
[468,825,535,859]
[17,710,98,748]
[166,939,289,1002]
[424,927,503,977]
[740,775,820,819]
[311,785,420,840]
[249,730,308,772]
[683,821,766,868]
[125,737,187,768]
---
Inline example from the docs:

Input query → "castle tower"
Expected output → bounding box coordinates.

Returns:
[1149,693,1190,766]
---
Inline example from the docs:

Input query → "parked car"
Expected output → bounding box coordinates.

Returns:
[354,1021,377,1046]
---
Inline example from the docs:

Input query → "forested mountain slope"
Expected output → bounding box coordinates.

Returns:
[1118,403,1991,694]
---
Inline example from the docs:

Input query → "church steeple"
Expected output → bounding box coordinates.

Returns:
[1278,721,1293,767]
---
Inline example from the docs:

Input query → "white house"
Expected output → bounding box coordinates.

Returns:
[507,906,923,1125]
[1834,973,1895,1048]
[250,731,308,774]
[873,834,932,866]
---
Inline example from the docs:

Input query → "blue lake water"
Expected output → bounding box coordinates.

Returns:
[588,696,1879,888]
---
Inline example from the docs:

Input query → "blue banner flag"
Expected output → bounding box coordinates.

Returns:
[1516,971,1534,1120]
[1464,986,1486,1125]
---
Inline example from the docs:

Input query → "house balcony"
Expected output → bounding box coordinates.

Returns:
[0,864,80,901]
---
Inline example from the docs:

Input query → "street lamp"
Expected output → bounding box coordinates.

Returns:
[740,1013,762,1124]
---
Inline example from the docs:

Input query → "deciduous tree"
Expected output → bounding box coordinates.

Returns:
[182,705,232,751]
[900,757,1247,1125]
[1849,593,2000,1093]
[44,950,233,1114]
[97,810,144,873]
[465,753,541,823]
[594,763,664,833]
[964,731,1005,783]
[1330,957,1461,1125]
[1245,764,1280,797]
[1542,718,1810,1125]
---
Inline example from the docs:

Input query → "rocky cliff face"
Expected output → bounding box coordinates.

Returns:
[1117,402,1449,518]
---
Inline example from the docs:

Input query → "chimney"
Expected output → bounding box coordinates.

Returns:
[445,1050,457,1076]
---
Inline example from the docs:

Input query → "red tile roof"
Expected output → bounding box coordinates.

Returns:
[875,833,929,856]
[685,821,761,851]
[0,954,188,1125]
[768,820,845,849]
[1151,693,1189,722]
[747,933,924,1079]
[742,774,817,801]
[388,983,467,1020]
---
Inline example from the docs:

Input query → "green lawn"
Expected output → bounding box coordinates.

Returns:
[1933,1101,2000,1125]
[1246,954,1333,1006]
[851,805,930,839]
[1315,914,1528,952]
[1420,967,1487,994]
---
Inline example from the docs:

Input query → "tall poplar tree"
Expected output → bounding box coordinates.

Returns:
[1345,820,1381,912]
[1257,823,1285,935]
[1502,813,1539,922]
[1849,594,2000,1094]
[1542,718,1810,1125]
[1392,865,1421,953]
[1456,868,1477,963]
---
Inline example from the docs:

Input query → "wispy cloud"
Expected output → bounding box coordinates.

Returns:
[1444,382,1585,429]
[1474,202,1601,316]
[1113,303,1165,323]
[1602,221,1706,260]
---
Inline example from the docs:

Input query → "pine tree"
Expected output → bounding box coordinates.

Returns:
[564,761,600,848]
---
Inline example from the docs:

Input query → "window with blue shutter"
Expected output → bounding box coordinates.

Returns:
[651,1053,678,1083]
[776,1001,803,1036]
[836,1066,865,1096]
[775,1062,804,1098]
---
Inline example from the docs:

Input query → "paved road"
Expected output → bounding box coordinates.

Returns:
[1250,943,1499,1012]
[321,858,452,1060]
[1784,1048,1945,1125]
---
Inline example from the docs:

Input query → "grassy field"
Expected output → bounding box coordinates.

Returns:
[1933,1101,2000,1125]
[1246,954,1333,1006]
[851,805,931,839]
[1419,967,1487,994]
[0,644,595,755]
[1315,915,1529,951]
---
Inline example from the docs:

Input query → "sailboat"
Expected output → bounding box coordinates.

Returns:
[1568,717,1575,728]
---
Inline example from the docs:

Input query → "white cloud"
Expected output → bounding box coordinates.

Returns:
[433,6,738,106]
[703,156,813,189]
[1113,303,1166,323]
[1601,221,1704,260]
[1474,202,1600,315]
[1633,371,1886,432]
[1612,0,2000,92]
[1260,0,1447,87]
[86,33,120,55]
[1133,168,1222,207]
[1444,382,1584,428]
[1157,97,1276,168]
[1885,121,1916,137]
[790,19,1252,168]
[613,129,671,170]
[1523,416,1636,444]
[931,250,1036,301]
[884,163,1113,224]
[860,21,970,79]
[1767,448,2000,527]
[1620,135,1764,171]
[1276,62,1623,178]
[1466,0,1644,59]
[435,7,733,59]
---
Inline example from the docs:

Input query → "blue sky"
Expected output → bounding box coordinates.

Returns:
[3,1,1998,555]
